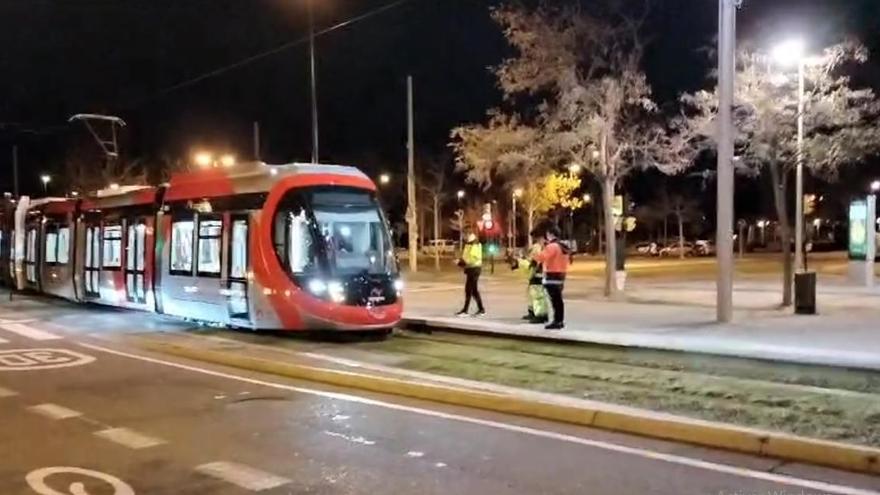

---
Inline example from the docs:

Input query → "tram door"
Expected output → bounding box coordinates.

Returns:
[125,218,147,304]
[226,215,250,323]
[83,224,101,298]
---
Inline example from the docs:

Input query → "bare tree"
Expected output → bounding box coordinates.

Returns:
[419,153,454,270]
[481,4,697,297]
[684,42,880,305]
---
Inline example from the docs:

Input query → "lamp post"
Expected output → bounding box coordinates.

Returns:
[40,174,51,195]
[455,190,465,250]
[773,39,807,272]
[716,0,737,323]
[308,0,319,163]
[512,188,523,250]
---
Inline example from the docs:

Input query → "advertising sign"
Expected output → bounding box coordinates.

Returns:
[849,200,868,260]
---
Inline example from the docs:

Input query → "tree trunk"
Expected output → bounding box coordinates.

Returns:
[601,177,619,298]
[527,206,535,240]
[663,216,668,245]
[433,194,440,271]
[769,162,793,307]
[677,212,685,260]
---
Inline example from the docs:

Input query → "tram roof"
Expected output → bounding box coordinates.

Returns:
[163,161,374,202]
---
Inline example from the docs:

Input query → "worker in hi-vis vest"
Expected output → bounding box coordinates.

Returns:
[456,230,485,317]
[508,229,548,324]
[532,224,570,330]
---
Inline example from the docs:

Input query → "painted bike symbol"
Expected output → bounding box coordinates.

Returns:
[26,467,135,495]
[0,349,95,371]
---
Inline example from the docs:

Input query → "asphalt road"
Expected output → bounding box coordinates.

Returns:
[1,294,879,494]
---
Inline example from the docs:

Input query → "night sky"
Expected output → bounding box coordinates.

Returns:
[2,0,880,210]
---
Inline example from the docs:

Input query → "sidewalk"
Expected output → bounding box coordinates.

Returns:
[402,279,880,371]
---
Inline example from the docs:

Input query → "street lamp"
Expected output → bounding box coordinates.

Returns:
[582,193,592,204]
[512,188,523,249]
[773,38,808,272]
[568,163,582,175]
[871,180,880,193]
[40,174,51,194]
[379,173,390,185]
[457,190,465,200]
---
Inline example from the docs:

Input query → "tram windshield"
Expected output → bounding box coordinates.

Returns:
[275,187,397,278]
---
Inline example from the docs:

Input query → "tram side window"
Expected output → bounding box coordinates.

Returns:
[230,219,248,279]
[102,225,123,269]
[45,225,70,265]
[45,226,58,264]
[170,218,194,275]
[197,217,222,277]
[57,227,70,264]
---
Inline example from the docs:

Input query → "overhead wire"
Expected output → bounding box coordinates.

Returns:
[130,0,419,108]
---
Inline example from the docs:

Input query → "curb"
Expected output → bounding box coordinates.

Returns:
[135,338,880,475]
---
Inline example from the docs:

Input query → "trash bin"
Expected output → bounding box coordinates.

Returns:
[794,271,817,315]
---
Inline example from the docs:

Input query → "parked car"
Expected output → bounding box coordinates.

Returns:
[632,241,660,257]
[694,240,714,256]
[422,239,457,255]
[659,241,695,257]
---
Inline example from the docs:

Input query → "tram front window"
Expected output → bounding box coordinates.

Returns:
[311,190,395,277]
[274,186,398,305]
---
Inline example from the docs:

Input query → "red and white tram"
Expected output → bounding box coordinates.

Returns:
[0,162,403,332]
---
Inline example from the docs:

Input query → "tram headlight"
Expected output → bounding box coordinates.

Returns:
[393,279,404,293]
[327,281,346,303]
[308,279,327,295]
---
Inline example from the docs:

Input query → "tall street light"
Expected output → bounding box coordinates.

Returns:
[716,0,737,323]
[512,188,523,250]
[308,0,319,164]
[773,39,807,272]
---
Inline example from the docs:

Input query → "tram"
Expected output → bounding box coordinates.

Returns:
[0,162,403,332]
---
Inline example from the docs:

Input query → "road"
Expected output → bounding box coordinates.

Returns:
[1,295,879,494]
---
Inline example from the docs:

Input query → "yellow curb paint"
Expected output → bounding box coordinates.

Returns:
[761,436,879,475]
[592,410,766,455]
[135,338,880,475]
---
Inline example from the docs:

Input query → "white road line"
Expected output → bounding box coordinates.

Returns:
[79,343,879,495]
[28,403,83,420]
[94,427,165,450]
[0,323,62,341]
[0,386,17,397]
[0,336,8,344]
[195,462,291,492]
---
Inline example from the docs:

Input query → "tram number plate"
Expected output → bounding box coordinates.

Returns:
[0,349,96,371]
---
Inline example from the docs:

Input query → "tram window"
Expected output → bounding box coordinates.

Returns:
[286,210,317,275]
[230,219,248,279]
[197,217,222,277]
[45,227,58,264]
[170,219,194,275]
[57,227,70,265]
[102,225,123,269]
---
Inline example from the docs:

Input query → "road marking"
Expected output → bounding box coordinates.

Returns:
[0,323,62,341]
[195,462,290,491]
[94,427,165,450]
[0,336,8,344]
[80,343,880,495]
[26,466,135,495]
[0,349,95,371]
[0,386,17,397]
[28,403,83,420]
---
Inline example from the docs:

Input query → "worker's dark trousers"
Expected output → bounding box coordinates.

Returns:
[543,283,564,324]
[462,267,484,312]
